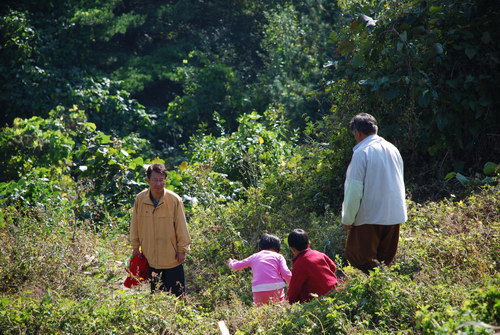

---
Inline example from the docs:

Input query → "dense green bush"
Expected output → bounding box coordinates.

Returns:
[1,176,498,334]
[0,106,161,226]
[326,0,500,175]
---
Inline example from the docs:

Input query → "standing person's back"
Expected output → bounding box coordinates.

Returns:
[347,134,406,226]
[341,113,407,273]
[287,229,338,304]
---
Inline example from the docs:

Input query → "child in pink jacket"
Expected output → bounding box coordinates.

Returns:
[228,234,292,306]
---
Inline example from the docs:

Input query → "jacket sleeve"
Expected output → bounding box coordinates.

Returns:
[341,178,363,226]
[325,254,337,274]
[278,255,292,284]
[129,196,140,249]
[228,255,254,271]
[341,151,365,226]
[287,263,306,304]
[174,199,191,254]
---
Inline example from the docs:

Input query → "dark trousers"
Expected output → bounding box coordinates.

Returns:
[345,224,400,274]
[149,264,185,296]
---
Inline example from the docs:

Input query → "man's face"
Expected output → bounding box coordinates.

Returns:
[147,171,166,191]
[353,129,363,143]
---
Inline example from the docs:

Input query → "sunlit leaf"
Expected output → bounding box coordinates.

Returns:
[179,161,188,171]
[97,132,111,144]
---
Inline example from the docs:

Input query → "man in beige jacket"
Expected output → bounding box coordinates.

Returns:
[130,163,191,296]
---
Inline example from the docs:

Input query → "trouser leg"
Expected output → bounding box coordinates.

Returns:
[345,224,401,273]
[377,224,400,266]
[345,224,380,273]
[149,264,185,296]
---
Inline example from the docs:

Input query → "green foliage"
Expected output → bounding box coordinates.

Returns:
[1,1,499,333]
[399,185,499,283]
[327,0,500,174]
[0,106,158,227]
[165,53,247,139]
[72,78,155,140]
[1,181,498,333]
[187,107,298,186]
[416,275,500,334]
[256,1,340,126]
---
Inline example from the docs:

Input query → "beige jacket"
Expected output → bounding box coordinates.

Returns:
[130,188,191,269]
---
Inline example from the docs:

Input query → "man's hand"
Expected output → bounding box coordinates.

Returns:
[176,252,186,264]
[132,247,145,259]
[343,225,353,230]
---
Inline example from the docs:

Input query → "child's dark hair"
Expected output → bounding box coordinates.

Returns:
[258,233,281,252]
[287,229,309,251]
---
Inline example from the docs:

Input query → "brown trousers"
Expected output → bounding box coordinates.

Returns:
[345,224,400,273]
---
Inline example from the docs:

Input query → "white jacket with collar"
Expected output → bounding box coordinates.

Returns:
[342,134,407,226]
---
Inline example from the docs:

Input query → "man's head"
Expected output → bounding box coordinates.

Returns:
[146,163,167,191]
[258,233,281,252]
[350,113,378,142]
[288,229,310,255]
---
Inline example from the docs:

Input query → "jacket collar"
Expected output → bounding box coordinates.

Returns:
[353,134,382,152]
[144,188,166,206]
[292,248,311,263]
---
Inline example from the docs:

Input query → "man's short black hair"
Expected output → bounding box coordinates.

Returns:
[258,233,281,252]
[288,229,309,251]
[147,163,167,178]
[350,113,378,135]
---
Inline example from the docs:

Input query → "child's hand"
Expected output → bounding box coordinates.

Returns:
[227,258,234,266]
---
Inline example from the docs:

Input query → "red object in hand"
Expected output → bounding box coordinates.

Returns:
[124,253,150,288]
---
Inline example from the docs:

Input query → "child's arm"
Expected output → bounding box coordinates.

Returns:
[325,255,337,273]
[278,255,292,284]
[227,255,254,271]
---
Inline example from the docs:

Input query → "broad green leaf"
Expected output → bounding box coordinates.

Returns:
[444,172,456,181]
[483,162,498,175]
[479,95,492,107]
[399,31,407,42]
[465,48,477,59]
[84,122,97,131]
[418,90,431,107]
[352,53,365,67]
[434,43,443,54]
[97,132,111,144]
[481,32,491,44]
[179,161,188,171]
[455,173,470,186]
[133,157,144,166]
[428,6,442,14]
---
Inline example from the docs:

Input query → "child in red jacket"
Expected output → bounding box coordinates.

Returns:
[287,229,338,303]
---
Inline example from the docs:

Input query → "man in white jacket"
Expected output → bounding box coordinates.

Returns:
[341,113,407,273]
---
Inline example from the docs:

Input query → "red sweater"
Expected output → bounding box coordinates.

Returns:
[287,248,338,303]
